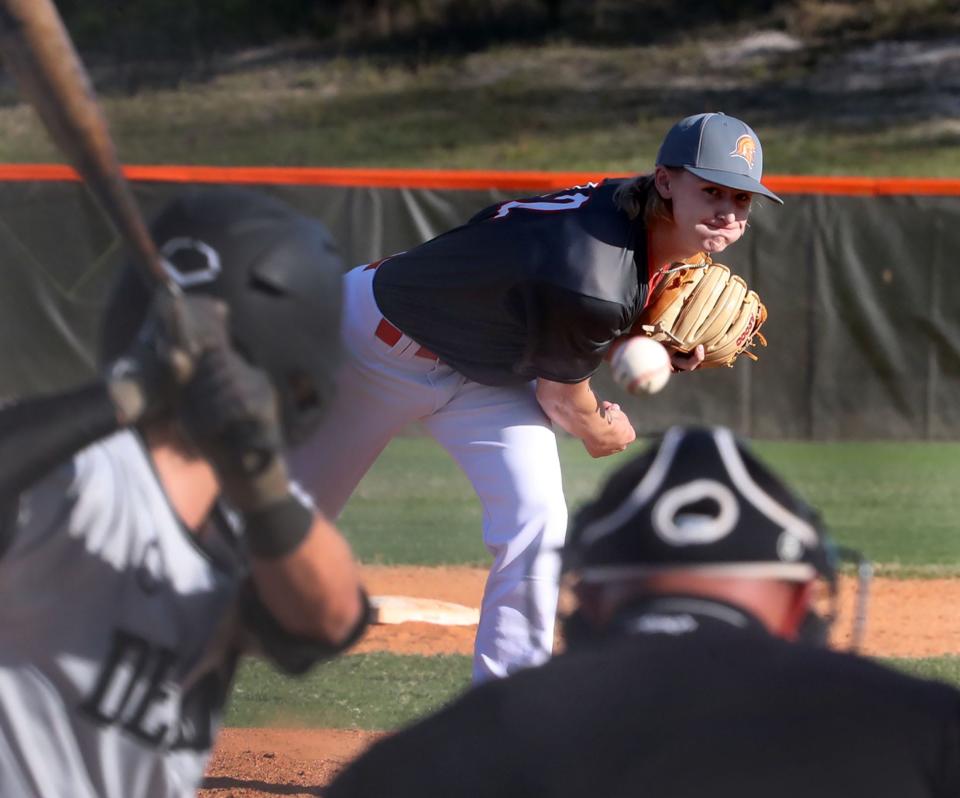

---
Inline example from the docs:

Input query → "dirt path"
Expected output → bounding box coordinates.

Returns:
[356,565,960,659]
[201,728,382,797]
[200,566,960,797]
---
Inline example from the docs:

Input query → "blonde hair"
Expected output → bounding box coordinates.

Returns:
[613,168,680,226]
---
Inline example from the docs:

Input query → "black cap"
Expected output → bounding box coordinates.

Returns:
[565,426,833,583]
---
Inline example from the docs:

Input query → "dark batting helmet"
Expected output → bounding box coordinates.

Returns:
[100,187,345,445]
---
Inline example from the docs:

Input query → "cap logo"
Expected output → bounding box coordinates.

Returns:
[652,479,739,546]
[729,135,757,169]
[159,237,221,287]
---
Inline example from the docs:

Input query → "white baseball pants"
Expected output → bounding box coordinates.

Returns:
[290,265,568,681]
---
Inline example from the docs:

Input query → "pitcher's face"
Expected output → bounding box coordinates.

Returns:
[657,167,753,255]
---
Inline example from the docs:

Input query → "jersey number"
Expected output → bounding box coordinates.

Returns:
[493,190,593,219]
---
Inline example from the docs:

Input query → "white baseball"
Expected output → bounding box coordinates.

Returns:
[609,336,672,395]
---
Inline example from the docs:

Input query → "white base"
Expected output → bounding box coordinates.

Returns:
[370,595,480,626]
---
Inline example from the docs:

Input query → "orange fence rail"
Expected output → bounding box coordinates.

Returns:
[2,164,960,196]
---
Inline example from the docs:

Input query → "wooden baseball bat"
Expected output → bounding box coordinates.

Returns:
[0,0,171,291]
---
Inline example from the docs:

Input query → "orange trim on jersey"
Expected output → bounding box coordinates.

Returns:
[1,164,959,195]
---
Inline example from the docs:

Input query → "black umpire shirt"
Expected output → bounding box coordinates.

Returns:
[372,179,649,386]
[325,595,960,798]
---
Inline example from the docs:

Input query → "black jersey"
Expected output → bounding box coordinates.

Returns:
[326,596,960,798]
[372,180,648,386]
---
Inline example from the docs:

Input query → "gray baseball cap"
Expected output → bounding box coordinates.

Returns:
[656,112,783,204]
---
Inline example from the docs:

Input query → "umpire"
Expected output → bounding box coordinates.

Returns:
[326,426,960,798]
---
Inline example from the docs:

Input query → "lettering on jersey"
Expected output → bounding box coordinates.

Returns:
[81,630,230,751]
[81,631,176,744]
[135,539,164,595]
[493,191,593,219]
[173,671,232,751]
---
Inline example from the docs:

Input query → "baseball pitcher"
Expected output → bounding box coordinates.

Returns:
[290,112,780,681]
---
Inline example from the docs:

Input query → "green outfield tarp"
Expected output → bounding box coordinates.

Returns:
[1,180,957,440]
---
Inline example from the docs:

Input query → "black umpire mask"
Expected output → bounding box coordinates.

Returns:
[560,426,873,653]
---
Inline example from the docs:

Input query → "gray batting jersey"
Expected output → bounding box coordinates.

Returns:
[0,431,249,797]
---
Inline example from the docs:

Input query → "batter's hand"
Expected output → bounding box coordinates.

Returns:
[179,343,290,512]
[106,293,230,425]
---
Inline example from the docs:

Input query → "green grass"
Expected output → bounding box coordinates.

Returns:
[247,438,960,737]
[338,437,487,565]
[225,653,960,731]
[1,42,959,175]
[226,654,471,730]
[886,656,960,687]
[338,437,960,572]
[752,442,960,573]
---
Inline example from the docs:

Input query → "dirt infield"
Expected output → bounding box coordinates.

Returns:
[201,728,382,797]
[200,565,960,797]
[354,565,960,659]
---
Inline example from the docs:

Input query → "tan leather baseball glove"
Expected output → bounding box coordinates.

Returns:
[636,254,767,368]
